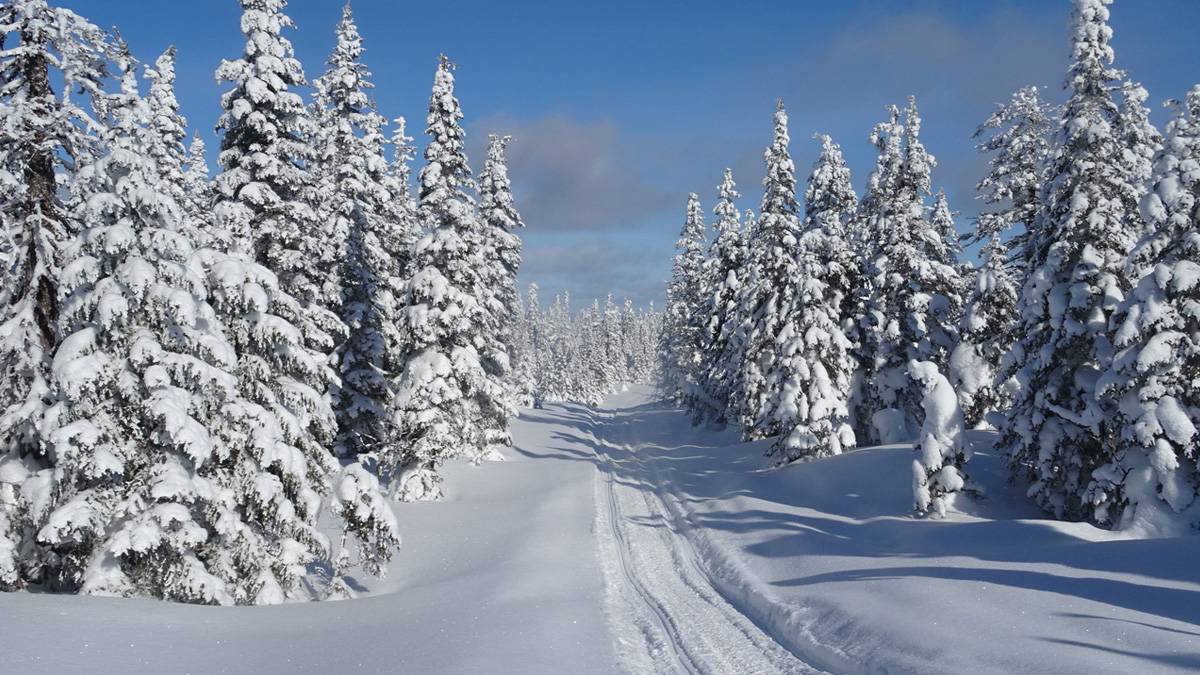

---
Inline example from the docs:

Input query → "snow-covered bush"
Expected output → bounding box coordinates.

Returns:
[909,361,971,517]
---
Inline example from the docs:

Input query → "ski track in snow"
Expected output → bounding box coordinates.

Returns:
[593,407,826,675]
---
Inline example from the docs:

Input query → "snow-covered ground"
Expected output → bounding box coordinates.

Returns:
[2,386,1198,674]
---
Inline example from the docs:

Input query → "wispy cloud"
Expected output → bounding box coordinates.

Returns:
[468,112,676,233]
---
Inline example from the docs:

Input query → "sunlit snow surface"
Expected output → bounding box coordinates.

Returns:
[2,386,1198,674]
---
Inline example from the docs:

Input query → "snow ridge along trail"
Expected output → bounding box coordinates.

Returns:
[592,395,826,675]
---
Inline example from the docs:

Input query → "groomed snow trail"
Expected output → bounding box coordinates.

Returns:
[593,400,826,675]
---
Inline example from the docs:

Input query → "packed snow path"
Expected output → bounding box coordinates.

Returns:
[591,398,827,674]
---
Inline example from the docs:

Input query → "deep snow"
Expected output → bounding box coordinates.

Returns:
[1,386,1197,674]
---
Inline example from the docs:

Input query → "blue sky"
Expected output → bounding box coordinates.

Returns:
[58,0,1200,309]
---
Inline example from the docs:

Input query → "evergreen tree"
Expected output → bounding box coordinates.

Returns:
[526,283,548,406]
[386,56,494,500]
[660,192,708,413]
[39,49,397,604]
[971,86,1058,267]
[999,0,1143,521]
[962,86,1058,429]
[699,169,746,423]
[952,234,1020,427]
[735,101,804,441]
[602,295,626,388]
[1114,81,1162,217]
[0,0,110,588]
[853,98,961,444]
[181,132,214,237]
[143,46,202,245]
[1093,86,1200,527]
[213,0,342,356]
[310,4,413,459]
[475,134,525,458]
[767,134,859,462]
[207,0,399,584]
[909,360,970,517]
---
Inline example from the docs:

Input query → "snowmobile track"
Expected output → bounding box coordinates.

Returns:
[595,409,824,675]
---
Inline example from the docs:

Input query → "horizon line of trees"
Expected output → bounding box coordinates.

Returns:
[662,0,1200,530]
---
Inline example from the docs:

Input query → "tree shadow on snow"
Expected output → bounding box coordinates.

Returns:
[773,564,1200,630]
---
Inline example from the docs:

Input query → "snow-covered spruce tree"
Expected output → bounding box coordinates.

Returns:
[807,134,861,322]
[734,101,804,441]
[957,86,1058,429]
[181,132,214,236]
[506,289,535,407]
[952,234,1020,427]
[698,168,746,423]
[386,56,498,499]
[1092,86,1200,528]
[310,4,414,459]
[213,0,343,358]
[526,283,549,405]
[39,49,396,603]
[475,133,525,457]
[766,134,860,463]
[909,360,970,518]
[620,297,640,385]
[660,192,709,412]
[970,85,1058,269]
[1114,81,1162,224]
[852,98,962,444]
[0,0,109,588]
[578,299,608,404]
[211,0,398,587]
[999,0,1145,521]
[542,292,573,402]
[143,46,203,246]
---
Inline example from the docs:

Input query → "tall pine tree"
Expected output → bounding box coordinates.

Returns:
[0,0,110,588]
[1000,0,1145,521]
[1093,86,1200,528]
[310,4,415,459]
[386,56,494,500]
[735,101,804,441]
[766,134,859,462]
[853,98,961,444]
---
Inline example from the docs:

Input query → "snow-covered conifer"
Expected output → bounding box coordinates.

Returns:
[1115,81,1162,211]
[853,98,961,444]
[38,49,398,603]
[962,86,1057,428]
[699,169,746,423]
[1092,86,1200,528]
[0,0,110,588]
[475,134,525,456]
[310,4,413,459]
[661,192,708,412]
[766,134,859,462]
[999,0,1143,521]
[386,56,496,499]
[602,295,626,389]
[213,0,342,354]
[0,0,108,455]
[181,132,214,236]
[951,235,1020,427]
[909,360,970,517]
[734,101,804,441]
[971,86,1058,265]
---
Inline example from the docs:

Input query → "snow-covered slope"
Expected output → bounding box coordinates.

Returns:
[601,387,1200,675]
[1,386,1196,674]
